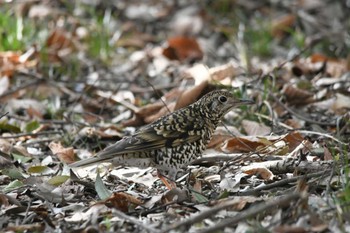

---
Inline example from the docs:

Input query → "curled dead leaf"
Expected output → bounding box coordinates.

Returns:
[282,84,314,105]
[105,192,143,212]
[174,81,211,110]
[221,132,304,154]
[162,36,203,62]
[242,167,274,180]
[271,14,296,38]
[48,141,76,164]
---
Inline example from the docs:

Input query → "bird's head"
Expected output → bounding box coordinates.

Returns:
[196,90,254,125]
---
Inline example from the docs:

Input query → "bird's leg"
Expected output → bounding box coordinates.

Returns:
[157,170,176,189]
[186,168,192,190]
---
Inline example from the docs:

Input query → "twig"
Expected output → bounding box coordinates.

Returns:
[113,208,161,233]
[145,79,172,114]
[297,130,347,145]
[0,77,45,100]
[252,113,346,144]
[0,112,9,120]
[237,170,330,196]
[198,192,304,233]
[269,91,335,126]
[0,131,63,139]
[160,197,246,233]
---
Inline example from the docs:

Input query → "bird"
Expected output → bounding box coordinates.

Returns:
[70,90,254,189]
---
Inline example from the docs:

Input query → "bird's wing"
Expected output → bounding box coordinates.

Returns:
[70,111,205,167]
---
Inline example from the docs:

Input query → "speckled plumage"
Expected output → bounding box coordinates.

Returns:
[70,90,253,179]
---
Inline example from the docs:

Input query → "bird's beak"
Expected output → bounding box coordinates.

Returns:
[238,99,255,105]
[229,98,255,106]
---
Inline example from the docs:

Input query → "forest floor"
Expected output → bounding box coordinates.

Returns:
[0,1,349,232]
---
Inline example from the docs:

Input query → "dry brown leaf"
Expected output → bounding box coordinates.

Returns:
[209,62,244,81]
[273,225,307,233]
[144,102,176,123]
[47,29,75,51]
[48,141,76,164]
[46,29,77,62]
[185,63,243,86]
[174,80,210,110]
[123,82,217,127]
[221,132,304,153]
[210,196,261,211]
[282,84,314,105]
[279,132,304,152]
[207,134,232,149]
[123,102,165,127]
[105,192,143,212]
[284,119,303,129]
[323,146,333,161]
[271,14,296,38]
[242,120,271,136]
[207,126,242,149]
[0,193,9,207]
[162,36,203,61]
[0,48,37,77]
[221,137,263,153]
[294,53,350,78]
[242,167,274,180]
[122,89,182,127]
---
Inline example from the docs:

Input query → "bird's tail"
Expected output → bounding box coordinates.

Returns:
[69,156,111,168]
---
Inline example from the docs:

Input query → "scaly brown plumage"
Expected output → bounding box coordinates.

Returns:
[70,90,254,188]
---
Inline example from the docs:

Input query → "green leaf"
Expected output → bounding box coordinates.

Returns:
[191,191,209,203]
[25,120,40,132]
[218,190,230,199]
[0,120,21,133]
[95,171,112,200]
[47,175,70,186]
[27,165,53,174]
[2,167,24,179]
[4,179,24,193]
[12,153,32,163]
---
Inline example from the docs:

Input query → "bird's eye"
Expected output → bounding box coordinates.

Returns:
[218,95,227,103]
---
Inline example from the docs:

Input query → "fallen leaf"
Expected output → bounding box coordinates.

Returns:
[47,175,70,186]
[242,167,274,180]
[161,188,190,204]
[271,14,296,38]
[242,120,271,136]
[174,80,210,110]
[95,172,112,200]
[105,192,143,212]
[282,84,314,105]
[221,132,304,153]
[48,141,76,164]
[162,36,203,62]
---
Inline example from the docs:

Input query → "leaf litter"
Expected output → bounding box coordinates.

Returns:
[0,1,349,232]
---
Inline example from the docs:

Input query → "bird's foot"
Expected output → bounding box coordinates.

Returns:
[157,170,177,190]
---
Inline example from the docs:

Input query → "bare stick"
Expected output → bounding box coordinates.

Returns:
[198,192,303,233]
[237,170,330,196]
[113,209,161,233]
[269,91,335,126]
[160,197,249,233]
[0,131,63,139]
